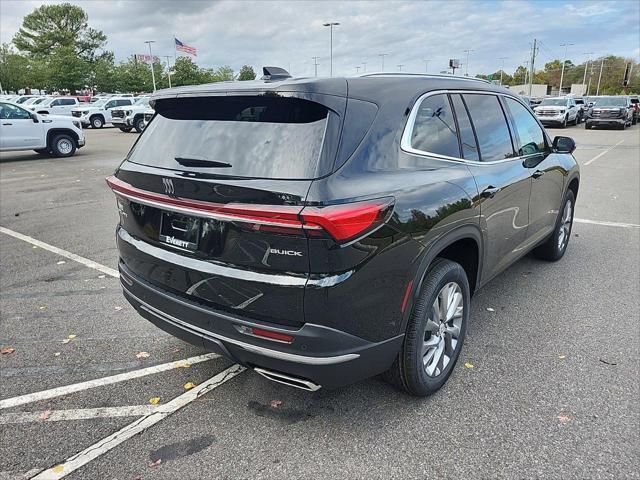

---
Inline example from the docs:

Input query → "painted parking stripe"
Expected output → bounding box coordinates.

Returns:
[0,226,119,278]
[574,218,640,228]
[583,139,624,166]
[0,353,217,410]
[30,364,245,480]
[0,405,155,425]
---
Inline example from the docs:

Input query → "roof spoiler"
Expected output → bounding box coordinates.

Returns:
[261,66,292,81]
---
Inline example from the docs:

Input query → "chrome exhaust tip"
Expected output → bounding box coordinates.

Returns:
[254,367,321,392]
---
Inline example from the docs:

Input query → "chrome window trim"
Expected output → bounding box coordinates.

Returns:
[401,89,550,166]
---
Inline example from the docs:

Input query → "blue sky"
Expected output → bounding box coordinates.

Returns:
[1,0,638,77]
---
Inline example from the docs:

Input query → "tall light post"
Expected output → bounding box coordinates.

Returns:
[144,40,157,92]
[356,66,360,73]
[423,59,430,73]
[498,56,507,84]
[362,61,367,72]
[582,52,594,95]
[463,49,474,76]
[163,55,172,88]
[322,22,339,77]
[312,56,320,77]
[397,64,404,72]
[596,58,605,96]
[558,43,574,96]
[378,53,388,71]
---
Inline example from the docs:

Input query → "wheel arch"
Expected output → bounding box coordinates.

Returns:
[567,175,579,200]
[46,128,80,148]
[400,224,483,334]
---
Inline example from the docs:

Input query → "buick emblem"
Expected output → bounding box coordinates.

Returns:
[162,178,174,195]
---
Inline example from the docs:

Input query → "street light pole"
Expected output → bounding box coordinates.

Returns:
[498,57,507,84]
[144,40,156,92]
[596,58,604,96]
[558,43,574,96]
[463,49,474,76]
[322,22,339,77]
[397,64,404,72]
[362,61,367,72]
[163,55,172,88]
[312,56,320,77]
[423,59,430,73]
[378,53,388,71]
[582,52,594,95]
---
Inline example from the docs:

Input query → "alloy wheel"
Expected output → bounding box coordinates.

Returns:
[557,199,573,252]
[57,138,73,155]
[422,282,463,377]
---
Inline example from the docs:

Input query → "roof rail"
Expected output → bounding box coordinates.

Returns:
[359,72,492,84]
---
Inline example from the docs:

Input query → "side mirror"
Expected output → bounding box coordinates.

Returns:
[30,112,39,123]
[553,136,576,154]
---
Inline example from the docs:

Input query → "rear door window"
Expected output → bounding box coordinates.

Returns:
[409,94,460,158]
[128,96,331,179]
[463,94,515,162]
[450,94,479,161]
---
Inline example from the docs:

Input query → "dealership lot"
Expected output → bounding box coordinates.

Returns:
[1,125,638,479]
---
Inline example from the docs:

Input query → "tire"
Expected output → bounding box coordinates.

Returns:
[90,115,104,129]
[533,190,575,261]
[119,127,133,132]
[33,148,50,155]
[383,258,470,396]
[133,117,145,133]
[585,122,592,130]
[561,116,567,128]
[50,134,76,158]
[632,116,637,125]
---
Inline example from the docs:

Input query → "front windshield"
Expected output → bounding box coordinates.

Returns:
[595,97,627,107]
[23,97,40,105]
[92,99,108,107]
[33,97,47,105]
[539,98,568,106]
[135,97,150,106]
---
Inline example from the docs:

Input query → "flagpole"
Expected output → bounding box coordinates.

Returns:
[173,36,177,64]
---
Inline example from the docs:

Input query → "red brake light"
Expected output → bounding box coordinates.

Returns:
[301,198,394,242]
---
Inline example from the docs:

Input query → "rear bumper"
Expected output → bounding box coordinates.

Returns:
[119,262,403,389]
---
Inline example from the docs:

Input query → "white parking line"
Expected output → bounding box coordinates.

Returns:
[30,364,245,480]
[0,226,119,278]
[574,218,640,228]
[0,405,156,425]
[584,139,624,165]
[0,353,217,410]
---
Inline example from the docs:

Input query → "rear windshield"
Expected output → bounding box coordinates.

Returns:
[127,96,329,179]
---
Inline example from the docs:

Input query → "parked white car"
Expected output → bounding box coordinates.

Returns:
[22,96,48,106]
[27,97,80,116]
[533,97,580,128]
[70,97,136,128]
[142,107,155,128]
[14,95,41,104]
[0,101,85,157]
[111,96,152,132]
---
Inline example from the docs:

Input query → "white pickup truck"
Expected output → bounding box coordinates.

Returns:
[70,97,136,128]
[110,96,152,133]
[0,101,85,157]
[27,97,80,116]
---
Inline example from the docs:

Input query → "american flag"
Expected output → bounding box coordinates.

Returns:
[175,38,197,56]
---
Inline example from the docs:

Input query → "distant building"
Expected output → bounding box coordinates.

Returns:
[570,84,587,95]
[509,84,550,97]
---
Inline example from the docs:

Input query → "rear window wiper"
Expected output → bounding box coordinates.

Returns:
[175,156,232,168]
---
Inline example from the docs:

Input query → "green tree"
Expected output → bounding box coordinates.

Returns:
[238,65,256,81]
[172,57,203,86]
[13,3,106,61]
[0,44,31,92]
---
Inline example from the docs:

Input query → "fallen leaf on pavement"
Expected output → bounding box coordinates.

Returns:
[39,306,47,310]
[183,382,196,391]
[464,362,474,369]
[54,352,61,357]
[56,260,66,265]
[114,306,123,311]
[98,275,106,279]
[558,413,571,424]
[148,459,161,468]
[40,410,52,421]
[270,400,282,408]
[486,307,495,312]
[62,339,70,344]
[136,351,150,359]
[1,347,15,355]
[558,354,566,359]
[149,397,161,405]
[52,465,64,474]
[67,334,77,340]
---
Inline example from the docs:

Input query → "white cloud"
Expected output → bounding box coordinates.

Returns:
[1,0,638,77]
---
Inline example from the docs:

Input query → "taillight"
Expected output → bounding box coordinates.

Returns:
[300,198,394,242]
[106,176,393,243]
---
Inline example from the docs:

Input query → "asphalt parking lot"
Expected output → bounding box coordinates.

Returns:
[1,123,639,480]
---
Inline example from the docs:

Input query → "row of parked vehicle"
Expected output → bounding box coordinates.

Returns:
[526,94,638,130]
[0,93,155,133]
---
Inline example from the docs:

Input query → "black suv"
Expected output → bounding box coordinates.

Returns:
[585,96,635,129]
[108,69,580,396]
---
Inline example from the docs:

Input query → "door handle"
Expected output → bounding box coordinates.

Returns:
[531,170,544,179]
[2,122,12,125]
[480,186,501,199]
